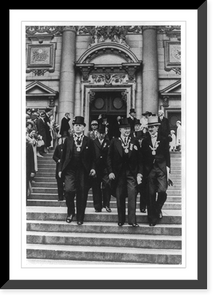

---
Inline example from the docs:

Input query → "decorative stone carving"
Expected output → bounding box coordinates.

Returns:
[89,73,129,85]
[89,91,96,103]
[26,26,64,36]
[162,96,169,107]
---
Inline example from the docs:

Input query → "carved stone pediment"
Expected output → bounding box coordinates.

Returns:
[26,81,58,97]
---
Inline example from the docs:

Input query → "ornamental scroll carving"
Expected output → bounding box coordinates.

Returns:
[88,73,130,85]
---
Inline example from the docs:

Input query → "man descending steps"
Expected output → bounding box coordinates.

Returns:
[26,122,182,265]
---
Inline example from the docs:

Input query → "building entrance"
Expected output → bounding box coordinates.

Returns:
[90,91,127,139]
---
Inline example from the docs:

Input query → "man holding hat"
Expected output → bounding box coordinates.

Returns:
[58,116,96,225]
[139,115,171,226]
[107,118,142,227]
[92,124,112,213]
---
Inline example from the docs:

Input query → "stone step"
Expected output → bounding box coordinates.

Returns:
[31,186,182,195]
[28,193,182,202]
[26,243,182,264]
[26,231,182,250]
[26,220,182,236]
[26,207,182,224]
[31,182,182,190]
[26,199,182,210]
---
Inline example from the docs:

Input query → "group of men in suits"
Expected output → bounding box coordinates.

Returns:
[53,109,172,227]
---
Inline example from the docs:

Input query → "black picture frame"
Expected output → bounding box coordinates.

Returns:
[5,1,208,292]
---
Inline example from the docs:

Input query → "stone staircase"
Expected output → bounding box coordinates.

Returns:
[26,150,182,265]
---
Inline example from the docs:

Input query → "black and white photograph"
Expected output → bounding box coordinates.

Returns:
[25,23,183,266]
[6,5,210,292]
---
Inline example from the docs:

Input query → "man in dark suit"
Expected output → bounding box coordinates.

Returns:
[92,125,112,213]
[139,116,171,226]
[58,116,96,225]
[107,118,142,227]
[53,133,67,201]
[60,112,71,137]
[36,111,47,155]
[127,108,137,132]
[158,109,172,142]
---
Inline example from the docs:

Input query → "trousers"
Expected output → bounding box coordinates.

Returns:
[147,164,167,221]
[115,167,137,224]
[64,166,90,222]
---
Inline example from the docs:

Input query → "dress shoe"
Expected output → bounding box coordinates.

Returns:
[95,209,102,212]
[140,208,146,213]
[77,221,83,225]
[128,223,139,228]
[66,214,73,223]
[118,222,124,226]
[105,206,112,213]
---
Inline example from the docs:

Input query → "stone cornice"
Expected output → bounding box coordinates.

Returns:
[26,25,181,36]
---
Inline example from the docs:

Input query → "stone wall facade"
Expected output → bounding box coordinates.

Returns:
[26,25,181,132]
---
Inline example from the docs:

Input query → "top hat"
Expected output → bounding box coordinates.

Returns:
[129,108,136,114]
[98,124,106,134]
[147,116,160,126]
[142,111,152,116]
[91,120,98,126]
[72,116,86,126]
[119,118,131,128]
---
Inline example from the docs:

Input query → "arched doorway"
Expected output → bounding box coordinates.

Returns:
[75,42,141,133]
[90,90,127,139]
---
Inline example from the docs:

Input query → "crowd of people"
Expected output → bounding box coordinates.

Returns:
[52,108,181,227]
[26,106,182,227]
[26,107,60,197]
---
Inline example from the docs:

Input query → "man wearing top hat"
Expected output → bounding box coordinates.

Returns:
[127,108,137,132]
[58,116,96,225]
[138,115,171,226]
[107,118,142,227]
[92,124,112,213]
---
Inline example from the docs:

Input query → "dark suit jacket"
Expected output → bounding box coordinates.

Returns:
[59,135,95,175]
[93,138,111,172]
[36,118,47,143]
[158,116,170,139]
[107,137,141,179]
[139,133,170,177]
[53,143,64,178]
[60,117,70,136]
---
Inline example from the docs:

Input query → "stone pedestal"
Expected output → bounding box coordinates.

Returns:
[58,27,76,124]
[142,26,159,114]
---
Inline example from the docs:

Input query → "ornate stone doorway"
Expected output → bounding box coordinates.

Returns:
[89,90,127,138]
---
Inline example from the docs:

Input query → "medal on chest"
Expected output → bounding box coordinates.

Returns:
[149,140,160,156]
[74,135,83,152]
[119,137,130,154]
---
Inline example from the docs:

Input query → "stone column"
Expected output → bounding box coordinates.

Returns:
[142,26,159,114]
[58,26,76,124]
